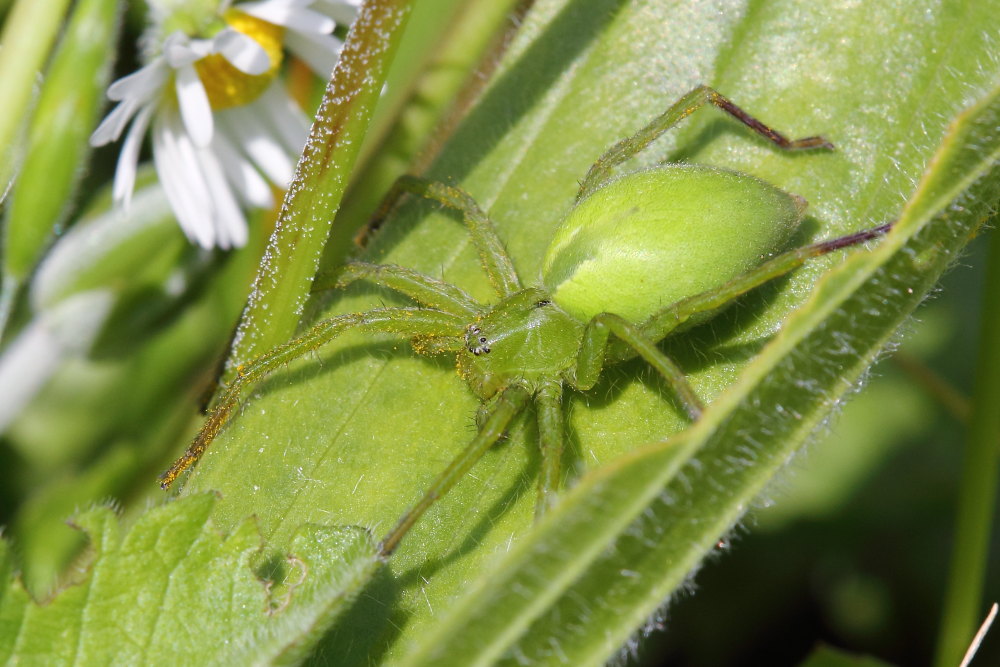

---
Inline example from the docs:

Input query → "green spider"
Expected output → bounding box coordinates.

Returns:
[160,86,891,557]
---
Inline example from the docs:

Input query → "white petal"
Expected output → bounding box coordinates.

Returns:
[90,98,140,146]
[107,59,169,102]
[112,104,155,207]
[238,0,313,8]
[195,146,248,248]
[239,3,335,34]
[152,111,216,247]
[163,31,203,68]
[221,105,295,185]
[174,64,214,147]
[258,83,309,155]
[283,29,341,77]
[215,28,271,75]
[236,0,316,14]
[212,129,274,208]
[313,0,361,25]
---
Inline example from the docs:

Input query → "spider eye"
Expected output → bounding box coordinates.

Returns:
[535,299,552,308]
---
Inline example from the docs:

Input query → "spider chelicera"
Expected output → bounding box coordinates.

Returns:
[159,86,891,557]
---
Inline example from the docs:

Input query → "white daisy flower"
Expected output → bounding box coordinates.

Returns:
[91,0,361,249]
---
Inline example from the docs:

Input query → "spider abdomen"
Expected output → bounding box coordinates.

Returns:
[541,164,806,324]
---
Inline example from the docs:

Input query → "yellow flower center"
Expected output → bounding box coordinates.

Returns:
[194,11,285,110]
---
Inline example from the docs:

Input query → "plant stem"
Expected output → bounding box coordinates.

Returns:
[0,0,73,338]
[223,0,414,381]
[935,227,1000,667]
[0,0,71,169]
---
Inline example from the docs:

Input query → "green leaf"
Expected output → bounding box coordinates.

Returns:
[174,0,999,662]
[0,494,379,665]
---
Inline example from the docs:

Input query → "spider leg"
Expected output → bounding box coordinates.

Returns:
[617,223,895,355]
[362,175,522,298]
[579,85,834,199]
[159,307,467,489]
[313,261,483,318]
[584,223,893,409]
[378,383,532,557]
[534,380,565,517]
[569,313,704,421]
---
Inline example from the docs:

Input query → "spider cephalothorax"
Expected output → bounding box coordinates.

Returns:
[458,290,583,400]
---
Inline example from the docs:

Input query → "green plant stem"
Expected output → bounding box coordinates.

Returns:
[935,226,1000,667]
[0,0,71,165]
[0,0,73,334]
[223,0,413,380]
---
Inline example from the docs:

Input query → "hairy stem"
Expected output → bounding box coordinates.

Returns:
[935,228,1000,667]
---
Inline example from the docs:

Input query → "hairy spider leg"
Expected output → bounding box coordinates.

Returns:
[314,261,483,318]
[159,307,467,488]
[612,222,897,357]
[571,312,705,420]
[579,85,835,200]
[379,384,533,557]
[375,175,523,297]
[550,224,894,431]
[534,380,565,516]
[556,224,897,421]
